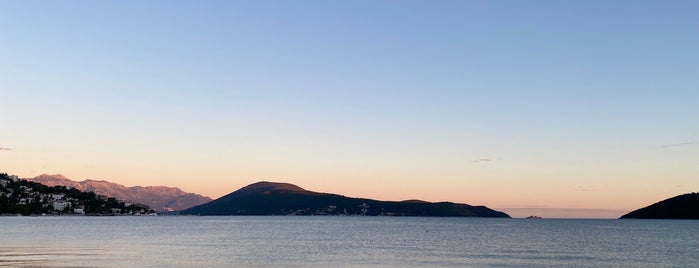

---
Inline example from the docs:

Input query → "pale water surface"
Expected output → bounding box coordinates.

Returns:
[1,216,697,267]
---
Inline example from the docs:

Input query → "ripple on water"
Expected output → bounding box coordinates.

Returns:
[0,247,133,268]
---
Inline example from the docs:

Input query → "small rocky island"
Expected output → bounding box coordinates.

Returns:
[183,181,510,217]
[0,173,153,216]
[620,193,699,219]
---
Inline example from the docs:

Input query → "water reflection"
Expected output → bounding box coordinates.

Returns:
[0,217,697,267]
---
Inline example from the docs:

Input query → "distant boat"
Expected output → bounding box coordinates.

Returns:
[526,215,542,219]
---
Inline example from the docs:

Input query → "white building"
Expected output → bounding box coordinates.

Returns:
[53,201,71,211]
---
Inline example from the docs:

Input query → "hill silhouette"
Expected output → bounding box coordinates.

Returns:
[183,181,510,218]
[620,193,699,219]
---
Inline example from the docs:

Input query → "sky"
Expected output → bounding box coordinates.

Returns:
[1,1,697,218]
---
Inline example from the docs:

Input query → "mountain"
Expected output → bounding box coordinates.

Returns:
[27,174,212,213]
[0,173,151,216]
[620,193,699,219]
[183,181,510,218]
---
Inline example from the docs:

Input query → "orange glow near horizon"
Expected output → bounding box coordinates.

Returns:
[1,0,697,219]
[4,160,693,219]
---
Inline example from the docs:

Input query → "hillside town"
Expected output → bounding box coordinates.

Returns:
[0,173,154,216]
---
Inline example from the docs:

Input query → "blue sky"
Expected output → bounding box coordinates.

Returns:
[1,1,698,217]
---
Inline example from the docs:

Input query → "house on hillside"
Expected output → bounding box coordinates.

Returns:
[53,201,71,212]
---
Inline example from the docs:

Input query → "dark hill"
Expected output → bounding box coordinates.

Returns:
[183,181,510,218]
[620,193,699,219]
[226,181,309,198]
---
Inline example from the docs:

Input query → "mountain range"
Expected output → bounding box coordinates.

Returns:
[17,173,699,219]
[183,181,510,217]
[27,174,212,213]
[1,173,151,215]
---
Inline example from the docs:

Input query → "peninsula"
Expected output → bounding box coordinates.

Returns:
[620,193,699,219]
[183,181,510,217]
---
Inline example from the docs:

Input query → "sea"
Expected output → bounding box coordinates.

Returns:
[1,216,697,267]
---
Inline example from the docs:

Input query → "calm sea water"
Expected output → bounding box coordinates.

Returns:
[1,216,697,267]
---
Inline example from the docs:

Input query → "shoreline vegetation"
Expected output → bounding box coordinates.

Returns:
[182,181,511,218]
[0,173,154,216]
[27,174,212,213]
[3,172,698,219]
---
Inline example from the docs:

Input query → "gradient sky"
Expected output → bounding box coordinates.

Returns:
[1,1,697,218]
